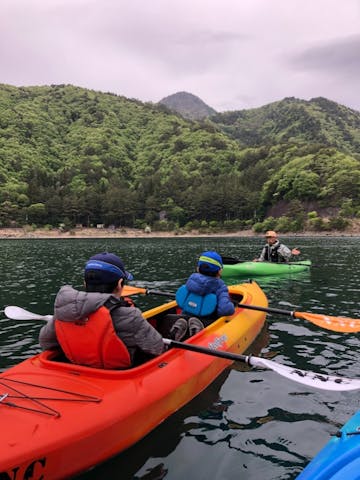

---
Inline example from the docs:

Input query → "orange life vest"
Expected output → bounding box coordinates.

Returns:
[55,305,131,369]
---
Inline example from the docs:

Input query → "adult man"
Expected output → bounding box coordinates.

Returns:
[254,231,300,263]
[39,252,165,368]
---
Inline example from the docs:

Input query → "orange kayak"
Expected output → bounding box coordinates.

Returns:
[0,281,267,479]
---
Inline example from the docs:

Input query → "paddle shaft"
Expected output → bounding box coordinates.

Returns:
[238,303,295,318]
[163,338,250,363]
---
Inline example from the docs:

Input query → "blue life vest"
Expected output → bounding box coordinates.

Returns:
[175,285,217,317]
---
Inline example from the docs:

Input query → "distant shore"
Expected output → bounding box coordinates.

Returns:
[0,226,359,239]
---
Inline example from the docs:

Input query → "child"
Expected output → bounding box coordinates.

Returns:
[170,251,235,341]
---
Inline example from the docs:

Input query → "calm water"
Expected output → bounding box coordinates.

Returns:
[1,236,360,479]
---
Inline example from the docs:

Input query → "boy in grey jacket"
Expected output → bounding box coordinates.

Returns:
[39,252,165,366]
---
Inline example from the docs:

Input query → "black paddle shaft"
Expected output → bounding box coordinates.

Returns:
[167,339,250,364]
[239,303,295,318]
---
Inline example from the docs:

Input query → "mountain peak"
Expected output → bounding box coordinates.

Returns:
[158,91,216,120]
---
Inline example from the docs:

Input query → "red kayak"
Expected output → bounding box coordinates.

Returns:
[0,282,267,479]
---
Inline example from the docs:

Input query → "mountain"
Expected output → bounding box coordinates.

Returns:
[0,83,359,233]
[211,96,360,155]
[158,91,217,120]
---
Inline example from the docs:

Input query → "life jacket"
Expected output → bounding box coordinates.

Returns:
[264,243,285,263]
[175,285,217,317]
[55,304,131,369]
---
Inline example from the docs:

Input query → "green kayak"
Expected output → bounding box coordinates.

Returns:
[222,260,312,278]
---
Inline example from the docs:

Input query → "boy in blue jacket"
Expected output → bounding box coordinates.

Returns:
[170,251,235,340]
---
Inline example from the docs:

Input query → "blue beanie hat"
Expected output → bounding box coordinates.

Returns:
[84,252,133,285]
[197,251,223,273]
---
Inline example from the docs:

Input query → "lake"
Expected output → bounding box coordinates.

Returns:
[1,236,359,479]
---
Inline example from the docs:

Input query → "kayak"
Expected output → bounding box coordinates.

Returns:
[0,281,267,479]
[297,409,360,479]
[222,260,312,278]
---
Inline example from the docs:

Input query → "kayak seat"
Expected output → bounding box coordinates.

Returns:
[175,285,217,317]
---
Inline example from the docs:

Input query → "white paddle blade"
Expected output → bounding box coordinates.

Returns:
[4,306,53,322]
[250,357,360,391]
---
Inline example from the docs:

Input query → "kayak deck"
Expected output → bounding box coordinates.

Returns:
[297,410,360,479]
[0,281,267,479]
[222,260,312,278]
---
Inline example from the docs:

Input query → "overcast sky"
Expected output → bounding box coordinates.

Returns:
[1,0,360,112]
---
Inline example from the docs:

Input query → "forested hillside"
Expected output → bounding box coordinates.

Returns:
[0,84,359,233]
[211,97,360,155]
[0,84,252,229]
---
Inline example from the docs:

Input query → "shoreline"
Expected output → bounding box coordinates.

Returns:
[1,227,360,239]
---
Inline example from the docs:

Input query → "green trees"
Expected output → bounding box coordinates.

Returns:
[0,84,359,232]
[260,148,360,210]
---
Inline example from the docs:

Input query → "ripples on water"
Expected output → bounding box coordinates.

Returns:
[0,236,359,479]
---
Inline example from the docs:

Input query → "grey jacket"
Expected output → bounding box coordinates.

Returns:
[39,285,165,362]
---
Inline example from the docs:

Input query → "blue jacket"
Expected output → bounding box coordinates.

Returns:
[185,273,235,317]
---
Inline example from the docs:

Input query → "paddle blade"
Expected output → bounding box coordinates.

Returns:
[220,255,242,265]
[122,285,147,296]
[296,311,360,333]
[250,357,360,391]
[4,306,53,321]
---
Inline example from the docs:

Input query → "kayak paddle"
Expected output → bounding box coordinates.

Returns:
[4,307,360,391]
[163,339,360,392]
[121,286,360,333]
[220,255,247,264]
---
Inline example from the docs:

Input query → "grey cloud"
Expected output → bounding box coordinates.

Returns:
[92,23,249,74]
[289,35,360,76]
[1,0,359,112]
